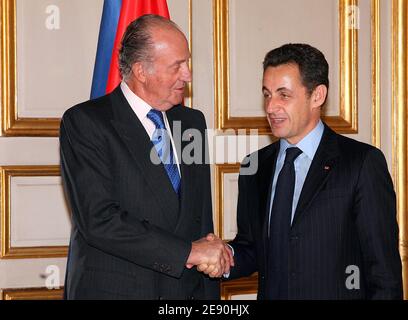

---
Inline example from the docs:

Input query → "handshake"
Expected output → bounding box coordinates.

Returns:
[186,233,234,278]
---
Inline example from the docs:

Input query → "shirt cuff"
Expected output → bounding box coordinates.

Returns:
[223,244,235,278]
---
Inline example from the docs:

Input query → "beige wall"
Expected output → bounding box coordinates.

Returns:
[0,0,406,300]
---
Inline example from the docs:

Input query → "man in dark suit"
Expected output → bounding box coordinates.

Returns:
[226,43,403,299]
[60,14,232,300]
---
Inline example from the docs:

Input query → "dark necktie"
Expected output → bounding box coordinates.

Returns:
[267,146,302,299]
[147,109,181,194]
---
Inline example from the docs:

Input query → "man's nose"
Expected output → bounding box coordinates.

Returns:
[265,97,281,113]
[181,63,192,82]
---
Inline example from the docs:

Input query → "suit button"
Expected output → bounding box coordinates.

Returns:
[290,235,299,241]
[158,296,163,300]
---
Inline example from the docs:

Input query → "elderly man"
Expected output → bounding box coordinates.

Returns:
[60,14,232,300]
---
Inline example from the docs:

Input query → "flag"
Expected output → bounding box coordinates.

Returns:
[91,0,170,99]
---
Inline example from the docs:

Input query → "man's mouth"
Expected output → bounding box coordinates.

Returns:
[270,117,287,124]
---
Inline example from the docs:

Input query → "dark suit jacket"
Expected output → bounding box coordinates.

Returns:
[60,86,219,299]
[229,124,403,299]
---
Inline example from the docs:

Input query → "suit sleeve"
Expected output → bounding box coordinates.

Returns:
[60,108,191,278]
[354,148,403,299]
[228,160,259,279]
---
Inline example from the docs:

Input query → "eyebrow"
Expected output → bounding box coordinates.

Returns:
[262,86,290,92]
[169,58,190,67]
[277,87,291,92]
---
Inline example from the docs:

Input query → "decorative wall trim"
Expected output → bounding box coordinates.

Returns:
[371,0,381,147]
[0,165,68,259]
[214,163,240,239]
[1,287,63,300]
[187,0,193,108]
[221,273,258,300]
[213,0,358,134]
[392,0,408,299]
[0,0,60,136]
[0,0,193,134]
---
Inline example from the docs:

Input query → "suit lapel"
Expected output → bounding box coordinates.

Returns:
[291,124,340,227]
[260,143,280,262]
[166,107,197,234]
[109,87,180,227]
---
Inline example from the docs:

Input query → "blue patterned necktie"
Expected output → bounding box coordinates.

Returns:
[147,109,181,194]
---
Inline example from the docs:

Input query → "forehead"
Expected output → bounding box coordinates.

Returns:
[151,27,188,49]
[150,28,189,61]
[262,63,303,89]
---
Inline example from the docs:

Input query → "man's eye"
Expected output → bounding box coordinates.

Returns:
[263,92,271,98]
[171,64,180,72]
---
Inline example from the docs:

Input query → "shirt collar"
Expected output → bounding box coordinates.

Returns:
[279,120,324,161]
[120,81,153,120]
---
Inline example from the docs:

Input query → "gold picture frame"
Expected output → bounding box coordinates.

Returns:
[392,0,408,300]
[0,0,60,136]
[213,0,358,135]
[0,0,193,136]
[214,163,241,240]
[221,273,258,300]
[0,165,68,259]
[1,287,64,300]
[371,0,381,147]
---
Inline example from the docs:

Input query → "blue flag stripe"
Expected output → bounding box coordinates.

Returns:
[90,0,122,99]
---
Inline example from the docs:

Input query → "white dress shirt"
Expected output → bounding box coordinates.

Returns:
[120,81,181,175]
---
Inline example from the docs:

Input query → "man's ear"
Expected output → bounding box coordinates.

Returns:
[311,84,328,109]
[131,62,146,83]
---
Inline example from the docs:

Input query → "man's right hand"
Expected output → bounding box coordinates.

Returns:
[186,233,234,278]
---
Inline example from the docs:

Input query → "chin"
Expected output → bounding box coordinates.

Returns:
[270,129,287,139]
[173,99,185,106]
[162,105,177,111]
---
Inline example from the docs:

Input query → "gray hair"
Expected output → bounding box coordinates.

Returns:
[118,14,181,80]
